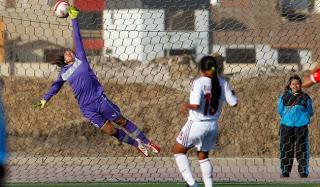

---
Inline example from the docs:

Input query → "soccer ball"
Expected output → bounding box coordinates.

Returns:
[53,1,69,18]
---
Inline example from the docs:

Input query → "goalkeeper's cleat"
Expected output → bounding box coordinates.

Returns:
[146,142,160,154]
[136,139,149,157]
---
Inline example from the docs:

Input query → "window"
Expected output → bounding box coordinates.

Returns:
[165,10,195,31]
[213,18,247,31]
[78,12,103,30]
[77,12,103,56]
[279,0,313,21]
[278,49,301,64]
[165,49,195,56]
[225,48,256,63]
[85,49,102,56]
[5,0,16,8]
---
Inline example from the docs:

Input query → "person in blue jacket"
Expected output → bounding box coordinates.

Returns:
[277,75,313,178]
[34,6,159,157]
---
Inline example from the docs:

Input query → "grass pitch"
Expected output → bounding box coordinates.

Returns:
[6,182,320,187]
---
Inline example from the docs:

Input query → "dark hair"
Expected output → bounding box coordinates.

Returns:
[199,56,221,112]
[52,55,67,67]
[212,52,225,74]
[285,75,302,91]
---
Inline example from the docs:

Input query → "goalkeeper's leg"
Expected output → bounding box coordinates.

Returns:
[101,122,137,147]
[99,97,153,145]
[114,116,149,144]
[98,96,159,154]
[100,122,149,157]
[114,116,160,153]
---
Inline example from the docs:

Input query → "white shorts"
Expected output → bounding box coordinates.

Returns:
[176,119,218,151]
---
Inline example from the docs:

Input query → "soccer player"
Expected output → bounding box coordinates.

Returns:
[172,56,237,187]
[277,75,313,178]
[34,6,159,157]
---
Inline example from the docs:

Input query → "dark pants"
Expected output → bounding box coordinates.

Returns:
[0,164,5,187]
[279,125,309,175]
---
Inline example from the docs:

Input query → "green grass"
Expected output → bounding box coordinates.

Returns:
[6,183,320,187]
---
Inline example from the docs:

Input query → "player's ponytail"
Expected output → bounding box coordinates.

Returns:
[199,56,221,112]
[52,55,68,67]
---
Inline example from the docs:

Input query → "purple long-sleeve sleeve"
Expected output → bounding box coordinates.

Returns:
[42,74,65,101]
[72,19,87,62]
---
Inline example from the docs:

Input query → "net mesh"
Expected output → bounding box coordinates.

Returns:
[1,0,320,183]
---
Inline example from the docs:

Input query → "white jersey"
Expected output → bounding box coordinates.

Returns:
[188,76,237,122]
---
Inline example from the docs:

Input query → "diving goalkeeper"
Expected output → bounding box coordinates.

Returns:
[34,6,160,157]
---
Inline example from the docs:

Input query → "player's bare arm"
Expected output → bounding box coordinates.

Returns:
[310,63,320,74]
[302,76,314,89]
[179,103,200,113]
[302,63,320,89]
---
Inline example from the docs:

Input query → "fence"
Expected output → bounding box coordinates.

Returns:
[2,0,320,184]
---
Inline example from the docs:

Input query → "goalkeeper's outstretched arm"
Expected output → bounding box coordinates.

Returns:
[68,6,87,63]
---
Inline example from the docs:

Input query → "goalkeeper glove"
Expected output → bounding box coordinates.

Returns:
[68,6,79,20]
[33,99,47,109]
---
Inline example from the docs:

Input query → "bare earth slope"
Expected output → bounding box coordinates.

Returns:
[4,74,320,157]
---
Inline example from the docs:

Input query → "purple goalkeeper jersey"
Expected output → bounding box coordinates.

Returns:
[43,19,104,108]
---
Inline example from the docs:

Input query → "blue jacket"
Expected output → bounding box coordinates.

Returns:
[0,99,7,165]
[277,90,313,127]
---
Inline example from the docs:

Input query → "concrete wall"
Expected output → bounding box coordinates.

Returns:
[103,9,210,61]
[0,62,58,78]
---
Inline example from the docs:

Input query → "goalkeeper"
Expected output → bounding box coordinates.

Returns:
[34,6,160,157]
[277,75,313,178]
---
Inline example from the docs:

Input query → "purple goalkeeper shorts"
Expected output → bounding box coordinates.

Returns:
[80,95,121,128]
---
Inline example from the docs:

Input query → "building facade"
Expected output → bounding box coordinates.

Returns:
[212,0,320,74]
[103,0,211,61]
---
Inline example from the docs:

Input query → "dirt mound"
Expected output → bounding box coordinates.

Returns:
[4,76,187,157]
[4,72,320,157]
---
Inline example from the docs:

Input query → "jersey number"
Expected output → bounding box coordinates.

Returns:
[204,93,215,115]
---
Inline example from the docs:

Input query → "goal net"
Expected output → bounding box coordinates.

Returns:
[1,0,320,183]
